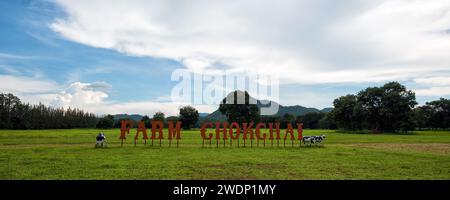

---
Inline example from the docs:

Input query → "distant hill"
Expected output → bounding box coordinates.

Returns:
[201,91,333,122]
[199,113,210,117]
[273,104,320,116]
[201,110,227,122]
[321,107,333,113]
[202,104,326,121]
[113,114,144,122]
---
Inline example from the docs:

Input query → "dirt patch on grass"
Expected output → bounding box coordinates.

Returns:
[343,143,450,155]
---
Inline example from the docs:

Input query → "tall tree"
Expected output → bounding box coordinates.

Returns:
[379,82,417,132]
[179,106,199,129]
[141,115,151,128]
[330,94,363,130]
[219,91,260,124]
[357,87,383,130]
[153,112,165,122]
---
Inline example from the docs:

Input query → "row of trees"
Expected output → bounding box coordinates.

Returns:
[218,86,449,133]
[414,98,450,129]
[0,93,97,129]
[3,82,448,132]
[330,82,449,132]
[0,92,202,130]
[96,106,200,129]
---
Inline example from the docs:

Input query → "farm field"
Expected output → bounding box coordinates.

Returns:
[0,129,449,180]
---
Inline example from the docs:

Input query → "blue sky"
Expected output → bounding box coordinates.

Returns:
[1,0,449,116]
[0,1,180,101]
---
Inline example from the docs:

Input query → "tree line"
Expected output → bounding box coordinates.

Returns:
[2,81,449,132]
[218,84,449,133]
[0,92,201,130]
[0,93,97,129]
[329,82,449,132]
[96,106,200,130]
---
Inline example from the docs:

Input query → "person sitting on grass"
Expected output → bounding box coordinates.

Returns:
[95,132,107,148]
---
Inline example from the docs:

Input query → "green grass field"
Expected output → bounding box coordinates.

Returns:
[0,129,449,180]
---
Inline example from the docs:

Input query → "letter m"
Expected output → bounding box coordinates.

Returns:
[168,121,182,140]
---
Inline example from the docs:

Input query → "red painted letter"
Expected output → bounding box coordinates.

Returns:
[151,121,164,139]
[215,122,228,140]
[135,121,148,140]
[168,121,182,140]
[297,123,303,140]
[200,122,213,140]
[269,123,281,140]
[255,123,267,140]
[119,120,134,139]
[228,122,241,140]
[284,123,295,140]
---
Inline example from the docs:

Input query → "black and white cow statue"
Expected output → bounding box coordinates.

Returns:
[314,134,326,144]
[302,136,316,146]
[302,134,326,146]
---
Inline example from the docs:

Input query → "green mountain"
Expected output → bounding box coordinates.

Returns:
[113,114,144,122]
[321,107,333,113]
[201,91,333,122]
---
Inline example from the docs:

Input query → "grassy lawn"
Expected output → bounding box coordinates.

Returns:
[0,129,449,180]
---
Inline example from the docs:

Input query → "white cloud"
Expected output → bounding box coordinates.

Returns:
[50,0,450,86]
[54,82,110,107]
[18,93,59,105]
[50,81,216,115]
[0,74,61,106]
[0,75,111,107]
[414,77,450,86]
[4,0,447,113]
[84,101,216,116]
[0,74,60,94]
[414,76,450,96]
[414,86,450,96]
[0,74,216,115]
